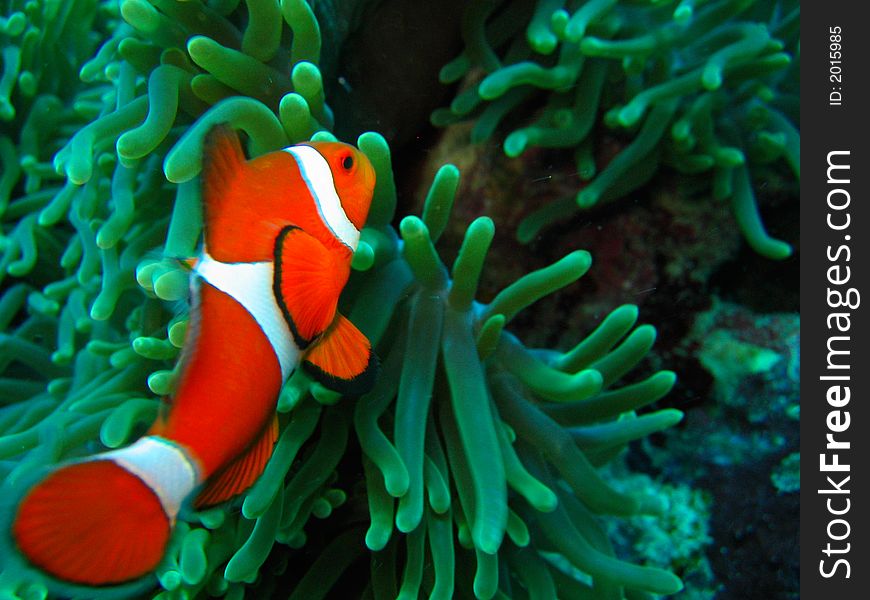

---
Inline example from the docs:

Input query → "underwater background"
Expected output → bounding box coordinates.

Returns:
[0,0,798,599]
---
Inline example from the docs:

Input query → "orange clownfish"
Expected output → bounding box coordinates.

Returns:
[11,126,377,586]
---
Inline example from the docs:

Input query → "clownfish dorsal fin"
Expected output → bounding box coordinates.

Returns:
[303,313,378,396]
[273,225,348,347]
[201,124,246,215]
[194,414,279,508]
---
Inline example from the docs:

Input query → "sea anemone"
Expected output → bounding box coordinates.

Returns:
[433,0,799,259]
[1,1,687,598]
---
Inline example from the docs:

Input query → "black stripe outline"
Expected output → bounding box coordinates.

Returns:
[273,225,311,350]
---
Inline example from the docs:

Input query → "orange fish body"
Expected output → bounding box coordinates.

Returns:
[11,127,377,586]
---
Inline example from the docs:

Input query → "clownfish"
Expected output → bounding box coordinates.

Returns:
[11,126,377,586]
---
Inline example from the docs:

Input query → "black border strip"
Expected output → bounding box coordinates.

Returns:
[801,2,869,597]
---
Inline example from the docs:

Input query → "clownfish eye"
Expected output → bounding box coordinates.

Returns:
[341,154,354,171]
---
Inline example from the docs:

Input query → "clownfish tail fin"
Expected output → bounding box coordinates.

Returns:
[12,437,198,586]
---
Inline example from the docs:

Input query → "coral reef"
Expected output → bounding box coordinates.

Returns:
[0,1,691,599]
[603,468,719,599]
[413,101,800,597]
[649,300,799,599]
[433,0,799,259]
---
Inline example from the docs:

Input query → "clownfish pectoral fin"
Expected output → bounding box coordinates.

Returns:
[202,124,246,213]
[302,313,378,396]
[13,460,172,586]
[194,414,279,509]
[273,225,346,347]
